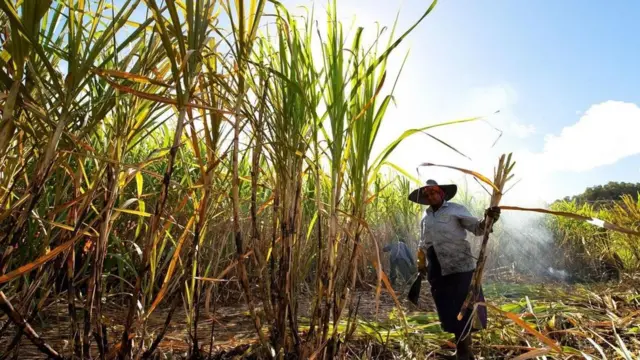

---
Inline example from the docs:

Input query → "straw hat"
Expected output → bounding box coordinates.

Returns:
[408,179,457,205]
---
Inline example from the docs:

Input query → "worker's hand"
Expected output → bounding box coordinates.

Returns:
[417,248,427,276]
[485,206,501,222]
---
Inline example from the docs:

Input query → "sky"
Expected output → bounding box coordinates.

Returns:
[274,0,640,206]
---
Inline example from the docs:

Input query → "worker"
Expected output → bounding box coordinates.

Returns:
[382,238,415,287]
[408,179,500,360]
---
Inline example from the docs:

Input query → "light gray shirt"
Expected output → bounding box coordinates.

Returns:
[419,201,487,276]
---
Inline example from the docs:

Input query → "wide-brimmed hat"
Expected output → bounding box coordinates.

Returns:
[408,179,457,205]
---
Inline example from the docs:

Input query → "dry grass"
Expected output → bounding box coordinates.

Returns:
[1,277,638,359]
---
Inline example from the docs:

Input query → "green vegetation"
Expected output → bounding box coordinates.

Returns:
[0,1,638,359]
[558,181,640,205]
[548,194,640,280]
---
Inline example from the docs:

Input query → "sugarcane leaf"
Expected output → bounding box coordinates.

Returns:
[114,208,152,217]
[512,348,551,360]
[0,236,78,284]
[373,161,421,186]
[306,212,318,242]
[92,68,171,87]
[500,206,640,236]
[586,337,607,359]
[614,330,634,360]
[97,74,231,113]
[146,216,195,319]
[485,302,562,352]
[371,116,484,174]
[349,0,438,99]
[418,162,501,193]
[135,171,143,197]
[421,131,472,160]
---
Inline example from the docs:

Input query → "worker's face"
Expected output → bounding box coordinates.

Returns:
[423,186,443,206]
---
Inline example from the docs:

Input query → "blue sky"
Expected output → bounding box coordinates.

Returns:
[117,0,640,205]
[275,0,640,205]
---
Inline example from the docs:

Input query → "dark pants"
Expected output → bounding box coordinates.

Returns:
[426,247,487,338]
[390,259,413,286]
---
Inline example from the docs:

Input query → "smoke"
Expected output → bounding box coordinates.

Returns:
[454,175,575,283]
[547,267,569,281]
[492,208,571,282]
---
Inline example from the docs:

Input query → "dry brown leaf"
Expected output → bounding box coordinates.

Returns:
[0,238,75,284]
[485,302,562,353]
[512,348,551,360]
[146,216,195,318]
[417,162,501,193]
[92,68,171,87]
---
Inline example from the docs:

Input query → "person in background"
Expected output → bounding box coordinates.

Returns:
[382,238,415,287]
[408,179,500,360]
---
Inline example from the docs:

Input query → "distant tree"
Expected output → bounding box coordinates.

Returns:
[556,181,640,207]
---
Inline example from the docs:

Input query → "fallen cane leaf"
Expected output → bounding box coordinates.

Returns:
[511,348,551,360]
[484,302,562,353]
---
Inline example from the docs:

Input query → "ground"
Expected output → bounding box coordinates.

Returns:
[1,275,639,359]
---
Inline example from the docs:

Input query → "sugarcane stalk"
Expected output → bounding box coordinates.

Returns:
[457,153,515,320]
[0,292,62,360]
[142,287,181,359]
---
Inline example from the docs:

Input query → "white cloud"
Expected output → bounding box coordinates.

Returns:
[511,123,536,138]
[471,100,640,204]
[500,100,640,203]
[539,101,640,172]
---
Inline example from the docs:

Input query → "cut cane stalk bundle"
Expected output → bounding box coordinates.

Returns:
[457,153,515,321]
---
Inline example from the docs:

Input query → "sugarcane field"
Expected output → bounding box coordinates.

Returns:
[2,0,640,359]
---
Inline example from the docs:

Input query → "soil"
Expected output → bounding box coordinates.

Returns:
[0,282,436,359]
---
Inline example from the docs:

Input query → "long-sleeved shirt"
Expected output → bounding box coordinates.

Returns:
[383,241,415,266]
[418,201,487,276]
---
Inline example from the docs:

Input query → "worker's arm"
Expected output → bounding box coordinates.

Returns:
[457,205,501,236]
[456,205,483,235]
